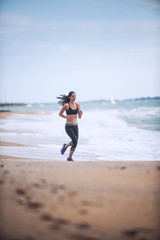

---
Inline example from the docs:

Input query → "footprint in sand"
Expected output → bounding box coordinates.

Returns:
[0,179,4,184]
[41,213,54,222]
[15,188,27,205]
[79,209,88,215]
[120,166,126,170]
[75,222,91,230]
[27,200,43,210]
[122,229,139,238]
[54,218,70,225]
[32,183,41,188]
[41,178,47,184]
[15,188,26,195]
[122,227,154,238]
[70,233,103,240]
[50,217,71,231]
[114,166,127,170]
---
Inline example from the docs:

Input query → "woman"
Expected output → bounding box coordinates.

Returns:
[57,91,83,161]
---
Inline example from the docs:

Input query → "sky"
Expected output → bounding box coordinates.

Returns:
[0,0,160,103]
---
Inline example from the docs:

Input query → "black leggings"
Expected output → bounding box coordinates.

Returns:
[65,124,78,152]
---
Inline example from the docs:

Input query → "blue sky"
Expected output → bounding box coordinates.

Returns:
[0,0,160,102]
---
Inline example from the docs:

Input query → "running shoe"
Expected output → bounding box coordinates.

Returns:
[61,144,67,155]
[67,157,74,161]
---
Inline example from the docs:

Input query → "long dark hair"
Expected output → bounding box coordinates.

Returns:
[57,91,75,106]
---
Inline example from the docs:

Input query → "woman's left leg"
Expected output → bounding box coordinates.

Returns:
[68,125,78,159]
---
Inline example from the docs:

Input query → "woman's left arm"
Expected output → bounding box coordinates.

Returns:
[77,104,83,119]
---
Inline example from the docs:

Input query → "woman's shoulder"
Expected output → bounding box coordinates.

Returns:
[76,103,80,108]
[64,103,69,110]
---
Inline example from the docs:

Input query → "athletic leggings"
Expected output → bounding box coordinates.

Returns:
[65,124,78,152]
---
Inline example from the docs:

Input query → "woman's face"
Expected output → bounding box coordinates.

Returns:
[70,93,76,101]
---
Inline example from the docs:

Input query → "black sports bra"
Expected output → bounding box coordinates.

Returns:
[66,103,79,115]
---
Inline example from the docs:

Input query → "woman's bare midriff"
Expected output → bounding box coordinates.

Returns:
[66,115,77,123]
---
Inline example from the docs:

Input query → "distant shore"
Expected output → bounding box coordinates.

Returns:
[0,96,160,107]
[0,103,27,107]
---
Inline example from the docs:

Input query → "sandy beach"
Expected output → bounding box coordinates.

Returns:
[0,159,159,240]
[0,112,160,240]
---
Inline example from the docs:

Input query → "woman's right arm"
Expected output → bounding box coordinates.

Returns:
[59,104,67,119]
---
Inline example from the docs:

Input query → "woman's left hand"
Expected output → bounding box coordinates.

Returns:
[78,109,83,119]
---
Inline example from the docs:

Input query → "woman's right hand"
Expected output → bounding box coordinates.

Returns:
[59,104,68,119]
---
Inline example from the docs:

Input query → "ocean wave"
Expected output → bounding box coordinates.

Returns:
[0,98,160,160]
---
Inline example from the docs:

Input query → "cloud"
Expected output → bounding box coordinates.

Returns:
[0,12,159,51]
[59,45,72,51]
[133,0,160,8]
[0,12,34,27]
[1,12,160,34]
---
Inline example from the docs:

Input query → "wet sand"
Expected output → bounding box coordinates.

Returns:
[0,111,40,119]
[0,160,160,240]
[0,141,24,147]
[0,142,26,160]
[0,112,27,160]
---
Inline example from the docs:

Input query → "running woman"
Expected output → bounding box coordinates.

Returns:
[57,91,83,161]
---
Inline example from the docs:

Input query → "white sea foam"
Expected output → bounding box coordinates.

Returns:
[0,108,160,161]
[78,110,160,160]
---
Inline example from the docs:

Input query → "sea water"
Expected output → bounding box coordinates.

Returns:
[0,98,160,161]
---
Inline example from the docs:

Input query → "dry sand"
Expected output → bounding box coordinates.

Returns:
[0,160,160,240]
